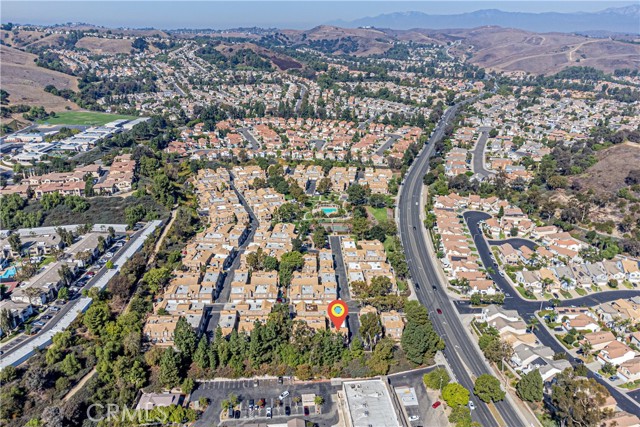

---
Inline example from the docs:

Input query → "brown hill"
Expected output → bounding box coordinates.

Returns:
[1,45,79,111]
[215,42,302,70]
[572,142,640,195]
[423,26,640,75]
[281,25,395,56]
[75,36,133,54]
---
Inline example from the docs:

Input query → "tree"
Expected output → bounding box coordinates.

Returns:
[366,337,395,375]
[193,337,210,370]
[174,316,197,359]
[152,172,176,207]
[449,405,475,427]
[423,367,450,390]
[0,308,14,334]
[316,177,332,195]
[159,348,181,388]
[401,320,445,365]
[359,312,382,348]
[7,233,21,256]
[350,216,370,239]
[516,369,543,402]
[312,226,328,248]
[57,264,73,287]
[369,193,387,208]
[347,183,368,205]
[442,382,470,407]
[314,395,325,406]
[275,203,301,223]
[59,353,81,376]
[551,369,609,427]
[83,302,110,336]
[41,406,63,427]
[57,287,69,301]
[105,260,114,269]
[182,378,195,395]
[483,337,513,369]
[474,374,505,403]
[143,267,171,294]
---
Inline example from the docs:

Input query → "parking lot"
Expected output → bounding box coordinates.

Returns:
[191,378,340,427]
[0,236,127,354]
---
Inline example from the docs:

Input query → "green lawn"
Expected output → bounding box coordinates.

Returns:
[515,286,537,300]
[575,288,587,296]
[367,206,388,223]
[560,290,572,299]
[38,111,138,126]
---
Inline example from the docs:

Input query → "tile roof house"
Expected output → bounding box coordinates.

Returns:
[597,341,636,366]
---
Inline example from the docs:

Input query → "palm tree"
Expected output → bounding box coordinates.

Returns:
[580,340,593,360]
[527,317,539,333]
[541,277,554,294]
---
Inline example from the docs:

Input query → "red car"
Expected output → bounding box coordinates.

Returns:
[432,401,441,409]
[436,308,442,314]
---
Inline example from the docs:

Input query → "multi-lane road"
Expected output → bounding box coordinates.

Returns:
[398,99,527,427]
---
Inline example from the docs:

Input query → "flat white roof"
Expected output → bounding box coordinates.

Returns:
[343,379,401,427]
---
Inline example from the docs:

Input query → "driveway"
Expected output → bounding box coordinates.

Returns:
[329,236,361,342]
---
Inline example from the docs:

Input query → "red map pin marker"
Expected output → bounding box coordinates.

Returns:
[328,300,348,330]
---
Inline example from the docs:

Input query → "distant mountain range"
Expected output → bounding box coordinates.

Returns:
[329,5,640,34]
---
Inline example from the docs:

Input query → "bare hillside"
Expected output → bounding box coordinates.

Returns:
[75,36,133,54]
[1,45,79,110]
[439,26,640,74]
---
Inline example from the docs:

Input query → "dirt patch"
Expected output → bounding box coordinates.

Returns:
[75,36,133,54]
[572,142,640,195]
[1,45,79,111]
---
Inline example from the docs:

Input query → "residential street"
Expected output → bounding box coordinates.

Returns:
[462,210,640,410]
[471,126,494,179]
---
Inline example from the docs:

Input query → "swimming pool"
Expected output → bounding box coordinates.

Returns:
[321,207,338,215]
[0,266,17,279]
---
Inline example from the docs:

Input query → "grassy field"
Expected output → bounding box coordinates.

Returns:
[38,111,137,126]
[367,206,388,223]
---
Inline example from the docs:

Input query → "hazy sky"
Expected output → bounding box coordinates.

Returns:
[2,1,636,29]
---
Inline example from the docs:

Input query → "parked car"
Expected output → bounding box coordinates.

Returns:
[33,321,45,327]
[248,399,254,410]
[266,407,272,418]
[468,401,475,410]
[50,306,61,312]
[432,285,437,291]
[432,401,441,409]
[303,406,309,416]
[278,376,283,384]
[409,415,420,421]
[609,375,619,381]
[279,391,290,401]
[285,406,291,416]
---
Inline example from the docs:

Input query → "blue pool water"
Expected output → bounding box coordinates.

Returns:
[321,207,338,215]
[0,266,17,279]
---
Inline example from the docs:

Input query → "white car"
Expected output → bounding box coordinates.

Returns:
[468,401,476,410]
[409,415,420,421]
[279,390,290,400]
